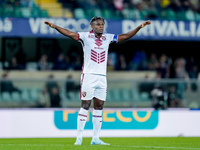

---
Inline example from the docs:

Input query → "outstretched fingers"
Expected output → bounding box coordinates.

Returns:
[141,20,151,28]
[44,21,55,28]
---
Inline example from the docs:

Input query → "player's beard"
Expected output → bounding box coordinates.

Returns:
[97,32,103,37]
[97,29,103,36]
[93,29,103,37]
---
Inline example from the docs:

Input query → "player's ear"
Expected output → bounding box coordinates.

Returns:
[91,24,94,29]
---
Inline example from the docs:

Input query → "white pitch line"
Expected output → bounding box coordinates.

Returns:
[0,144,200,149]
[0,144,65,147]
[112,145,200,150]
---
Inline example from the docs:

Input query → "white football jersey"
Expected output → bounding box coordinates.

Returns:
[78,30,118,75]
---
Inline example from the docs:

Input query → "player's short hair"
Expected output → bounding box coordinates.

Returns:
[90,16,105,25]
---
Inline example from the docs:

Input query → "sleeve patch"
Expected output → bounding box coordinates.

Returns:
[113,35,118,43]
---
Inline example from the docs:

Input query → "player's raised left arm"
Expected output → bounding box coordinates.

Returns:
[117,20,151,43]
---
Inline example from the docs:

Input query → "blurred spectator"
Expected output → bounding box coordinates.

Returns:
[107,52,117,71]
[45,74,61,107]
[186,56,195,72]
[167,84,183,108]
[1,0,200,20]
[101,0,116,11]
[167,0,183,12]
[7,56,24,70]
[156,53,171,78]
[186,56,198,78]
[80,0,99,10]
[0,72,21,94]
[60,0,79,11]
[72,55,82,70]
[65,74,80,99]
[116,54,128,70]
[151,84,167,110]
[168,60,176,78]
[188,65,199,92]
[45,74,59,94]
[65,55,73,70]
[152,70,168,91]
[53,53,68,70]
[139,70,167,102]
[180,0,191,11]
[147,53,159,70]
[37,54,51,70]
[38,88,50,108]
[159,0,170,9]
[15,47,27,70]
[49,87,61,107]
[174,57,188,79]
[174,57,188,99]
[130,49,148,70]
[113,0,124,11]
[20,0,35,7]
[139,74,154,98]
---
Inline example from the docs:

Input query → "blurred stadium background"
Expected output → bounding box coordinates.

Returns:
[1,0,200,109]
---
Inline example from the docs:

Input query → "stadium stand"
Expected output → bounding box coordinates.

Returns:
[0,0,200,21]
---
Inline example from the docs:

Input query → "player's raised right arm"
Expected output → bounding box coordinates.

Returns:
[44,21,79,41]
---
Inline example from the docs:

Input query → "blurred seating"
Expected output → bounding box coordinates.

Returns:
[168,9,176,20]
[0,6,3,16]
[31,6,40,17]
[112,88,121,101]
[140,92,150,101]
[1,92,11,101]
[176,11,186,20]
[21,7,32,18]
[11,92,21,102]
[3,6,14,17]
[74,8,86,19]
[102,9,112,19]
[85,8,104,19]
[14,7,22,18]
[21,89,30,101]
[122,8,141,20]
[0,0,200,21]
[185,9,196,21]
[121,88,132,101]
[74,92,80,102]
[93,8,103,17]
[30,88,39,102]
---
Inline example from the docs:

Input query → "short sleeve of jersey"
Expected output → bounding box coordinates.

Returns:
[105,33,118,43]
[77,32,85,41]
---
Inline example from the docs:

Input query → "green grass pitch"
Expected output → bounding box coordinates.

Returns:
[0,137,200,150]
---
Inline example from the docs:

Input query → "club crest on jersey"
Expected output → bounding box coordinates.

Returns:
[101,36,106,41]
[82,91,87,97]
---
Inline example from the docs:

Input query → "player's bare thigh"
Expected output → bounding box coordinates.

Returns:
[81,98,104,110]
[81,100,92,110]
[93,97,104,110]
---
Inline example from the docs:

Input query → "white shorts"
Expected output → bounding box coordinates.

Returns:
[80,73,107,101]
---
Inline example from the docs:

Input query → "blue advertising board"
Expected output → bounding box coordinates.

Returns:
[54,110,159,130]
[1,17,200,40]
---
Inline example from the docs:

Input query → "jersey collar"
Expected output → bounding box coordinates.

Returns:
[90,30,104,39]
